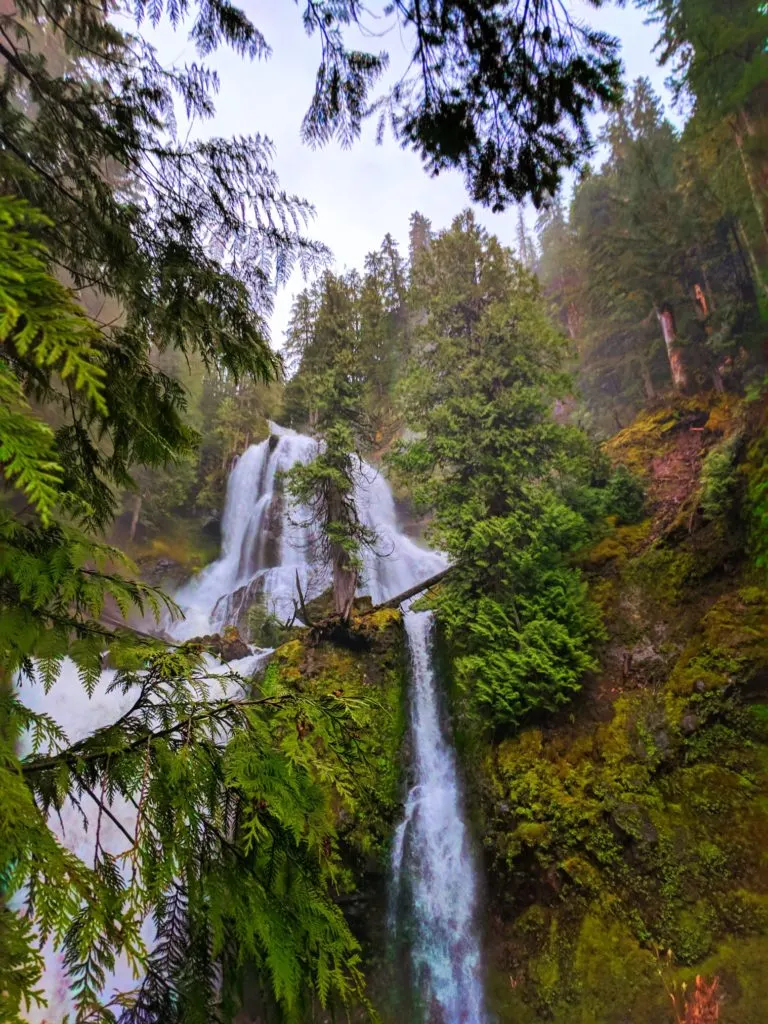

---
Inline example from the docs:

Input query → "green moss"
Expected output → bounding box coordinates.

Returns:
[580,519,654,570]
[479,664,768,1015]
[271,611,407,865]
[669,587,768,695]
[476,398,768,1023]
[603,395,738,477]
[627,543,697,605]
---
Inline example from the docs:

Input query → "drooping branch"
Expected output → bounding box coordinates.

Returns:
[20,692,296,775]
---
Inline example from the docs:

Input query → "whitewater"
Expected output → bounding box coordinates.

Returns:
[19,424,487,1023]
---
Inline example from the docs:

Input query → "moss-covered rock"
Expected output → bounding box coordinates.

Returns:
[473,395,768,1022]
[271,608,407,868]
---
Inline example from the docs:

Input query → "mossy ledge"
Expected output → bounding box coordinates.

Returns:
[267,607,409,1022]
[271,608,407,870]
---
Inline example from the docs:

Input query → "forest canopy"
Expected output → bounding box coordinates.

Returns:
[0,0,766,1020]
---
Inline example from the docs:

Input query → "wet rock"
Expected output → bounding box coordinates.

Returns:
[201,516,221,542]
[611,801,658,845]
[188,629,251,662]
[135,555,188,588]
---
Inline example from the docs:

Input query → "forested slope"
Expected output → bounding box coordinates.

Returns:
[1,0,766,1019]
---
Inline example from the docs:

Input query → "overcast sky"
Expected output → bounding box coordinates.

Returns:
[149,2,675,347]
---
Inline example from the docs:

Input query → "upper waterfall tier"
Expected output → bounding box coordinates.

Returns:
[170,428,446,639]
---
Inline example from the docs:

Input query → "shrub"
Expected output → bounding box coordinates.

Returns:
[699,433,743,521]
[603,464,647,524]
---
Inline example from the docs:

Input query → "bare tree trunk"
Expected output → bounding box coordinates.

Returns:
[734,219,768,301]
[332,556,357,620]
[732,113,768,249]
[327,483,359,621]
[566,301,582,342]
[129,494,142,542]
[641,361,656,402]
[657,304,689,392]
[693,281,709,319]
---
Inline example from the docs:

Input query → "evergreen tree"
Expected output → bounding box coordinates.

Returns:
[408,211,433,273]
[516,207,537,269]
[285,274,375,619]
[536,79,763,430]
[638,0,768,250]
[0,198,370,1022]
[391,212,604,728]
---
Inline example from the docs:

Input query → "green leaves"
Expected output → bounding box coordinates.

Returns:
[0,198,109,523]
[0,198,107,415]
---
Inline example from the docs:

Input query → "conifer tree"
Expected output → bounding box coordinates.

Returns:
[285,273,375,620]
[0,198,370,1022]
[392,211,604,728]
[638,0,768,247]
[536,79,763,429]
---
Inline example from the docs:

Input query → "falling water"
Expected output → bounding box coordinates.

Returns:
[19,425,486,1021]
[389,612,487,1023]
[170,423,320,637]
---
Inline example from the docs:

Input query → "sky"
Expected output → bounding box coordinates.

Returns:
[148,2,676,347]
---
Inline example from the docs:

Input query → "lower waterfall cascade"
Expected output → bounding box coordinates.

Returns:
[20,424,488,1023]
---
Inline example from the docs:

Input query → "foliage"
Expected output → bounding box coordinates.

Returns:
[390,212,605,727]
[744,426,768,570]
[474,395,768,1021]
[4,641,374,1023]
[0,0,334,530]
[699,433,744,520]
[284,236,409,442]
[271,608,407,863]
[0,198,106,524]
[284,273,376,618]
[601,465,647,525]
[535,79,765,432]
[286,0,624,208]
[246,592,298,649]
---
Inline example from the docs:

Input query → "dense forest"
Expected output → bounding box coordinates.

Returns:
[0,0,766,1022]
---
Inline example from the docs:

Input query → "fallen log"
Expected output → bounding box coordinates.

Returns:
[359,564,455,613]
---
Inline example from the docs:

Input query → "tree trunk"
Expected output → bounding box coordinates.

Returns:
[732,113,768,250]
[733,218,768,302]
[332,555,357,620]
[566,301,582,342]
[327,480,359,622]
[641,361,656,402]
[711,366,725,393]
[693,282,709,319]
[129,494,142,542]
[657,304,689,392]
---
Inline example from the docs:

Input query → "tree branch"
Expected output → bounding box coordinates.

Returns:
[21,693,296,775]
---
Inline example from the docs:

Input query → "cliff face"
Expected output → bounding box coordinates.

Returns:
[472,394,768,1022]
[232,394,768,1023]
[247,609,408,1024]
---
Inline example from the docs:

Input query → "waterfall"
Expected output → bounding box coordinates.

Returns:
[20,426,486,1022]
[389,612,487,1024]
[170,423,320,637]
